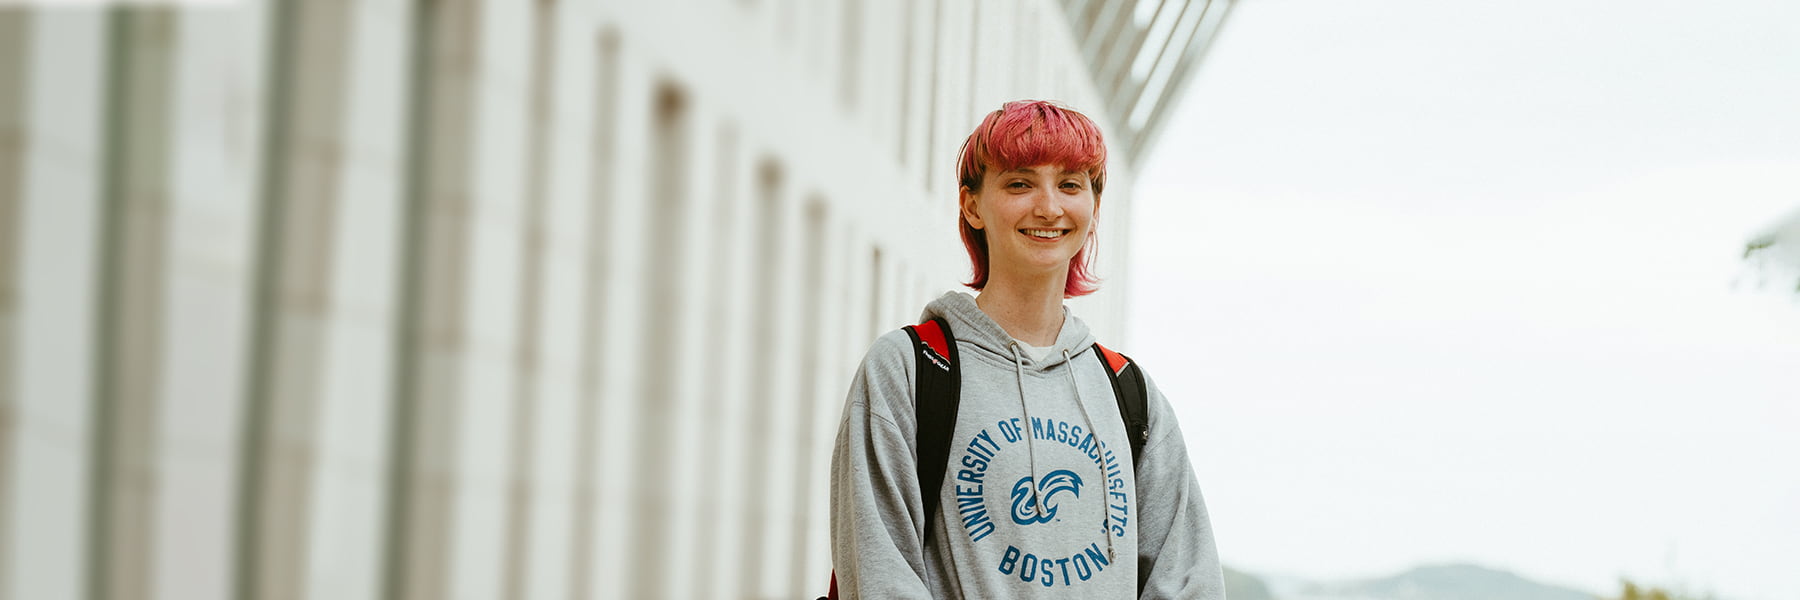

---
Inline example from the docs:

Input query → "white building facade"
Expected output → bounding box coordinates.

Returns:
[0,1,1231,599]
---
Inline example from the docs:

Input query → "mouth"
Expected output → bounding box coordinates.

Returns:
[1020,228,1071,241]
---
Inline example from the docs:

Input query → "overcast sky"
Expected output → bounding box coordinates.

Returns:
[1125,2,1800,599]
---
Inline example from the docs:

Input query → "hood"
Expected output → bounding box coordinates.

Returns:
[920,291,1097,370]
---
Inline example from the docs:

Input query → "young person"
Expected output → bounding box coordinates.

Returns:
[829,100,1224,599]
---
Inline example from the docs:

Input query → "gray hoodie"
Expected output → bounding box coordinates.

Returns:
[830,292,1224,599]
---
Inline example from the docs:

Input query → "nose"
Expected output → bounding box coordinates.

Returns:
[1031,189,1064,219]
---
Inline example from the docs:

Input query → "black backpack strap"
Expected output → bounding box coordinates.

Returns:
[903,317,959,546]
[1093,343,1149,463]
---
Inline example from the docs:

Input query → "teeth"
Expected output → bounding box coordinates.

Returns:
[1025,229,1063,238]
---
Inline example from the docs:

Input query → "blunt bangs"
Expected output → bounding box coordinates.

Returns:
[957,100,1109,196]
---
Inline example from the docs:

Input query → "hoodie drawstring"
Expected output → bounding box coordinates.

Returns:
[1063,348,1117,562]
[1008,340,1119,563]
[1007,342,1045,516]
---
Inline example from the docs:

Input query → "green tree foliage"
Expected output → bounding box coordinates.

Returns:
[1608,578,1711,600]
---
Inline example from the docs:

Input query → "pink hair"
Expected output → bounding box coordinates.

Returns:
[955,100,1109,298]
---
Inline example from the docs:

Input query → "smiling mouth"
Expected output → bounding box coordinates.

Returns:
[1022,228,1069,240]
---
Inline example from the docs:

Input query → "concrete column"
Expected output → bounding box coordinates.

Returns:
[149,3,274,599]
[756,163,807,600]
[441,0,532,595]
[383,0,532,597]
[664,95,720,600]
[298,2,412,600]
[588,24,653,600]
[230,0,351,597]
[3,11,108,600]
[0,13,28,598]
[512,2,599,598]
[789,199,844,595]
[567,22,623,600]
[695,121,756,600]
[496,1,559,598]
[91,10,179,600]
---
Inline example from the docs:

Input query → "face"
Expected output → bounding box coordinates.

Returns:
[960,164,1099,282]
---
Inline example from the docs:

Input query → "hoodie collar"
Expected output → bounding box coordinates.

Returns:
[920,291,1095,369]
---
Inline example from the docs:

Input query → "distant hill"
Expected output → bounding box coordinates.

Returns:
[1305,563,1595,600]
[1225,566,1277,600]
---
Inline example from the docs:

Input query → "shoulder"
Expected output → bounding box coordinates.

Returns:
[851,328,922,404]
[1097,347,1180,423]
[843,328,926,433]
[1127,357,1192,444]
[861,327,919,373]
[1119,353,1168,403]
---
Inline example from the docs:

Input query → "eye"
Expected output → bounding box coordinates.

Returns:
[1059,181,1084,191]
[1006,180,1030,190]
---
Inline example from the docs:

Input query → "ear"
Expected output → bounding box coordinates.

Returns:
[959,186,985,230]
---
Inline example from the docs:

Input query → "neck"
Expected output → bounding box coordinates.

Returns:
[975,270,1067,346]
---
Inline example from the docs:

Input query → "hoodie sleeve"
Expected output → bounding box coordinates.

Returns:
[830,331,934,599]
[1134,372,1226,600]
